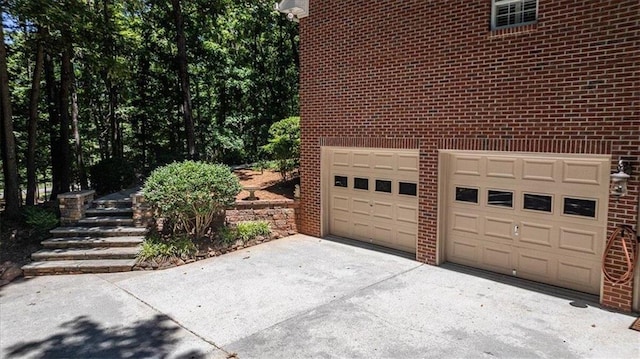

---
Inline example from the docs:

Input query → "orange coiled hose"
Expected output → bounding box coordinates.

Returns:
[602,225,638,285]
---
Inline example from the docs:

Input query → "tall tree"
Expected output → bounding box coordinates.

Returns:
[171,0,196,159]
[0,7,21,218]
[26,27,44,205]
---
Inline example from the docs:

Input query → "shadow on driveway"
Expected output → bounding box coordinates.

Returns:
[5,314,206,359]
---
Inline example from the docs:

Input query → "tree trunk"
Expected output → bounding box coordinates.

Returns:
[171,0,196,159]
[26,27,44,206]
[0,15,21,218]
[44,50,62,200]
[70,62,88,189]
[59,40,72,193]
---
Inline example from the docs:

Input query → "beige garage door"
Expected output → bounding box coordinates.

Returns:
[444,151,610,294]
[328,148,419,253]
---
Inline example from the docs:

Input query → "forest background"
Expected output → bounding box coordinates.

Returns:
[0,0,300,218]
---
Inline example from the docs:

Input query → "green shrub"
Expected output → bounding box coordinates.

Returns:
[143,161,242,239]
[218,226,238,245]
[137,235,196,262]
[236,221,271,242]
[22,206,58,233]
[261,116,300,180]
[90,158,137,195]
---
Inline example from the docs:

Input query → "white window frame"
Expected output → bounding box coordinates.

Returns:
[491,0,538,30]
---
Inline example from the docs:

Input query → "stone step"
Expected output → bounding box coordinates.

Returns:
[22,259,137,276]
[77,216,134,227]
[85,207,133,217]
[32,247,140,261]
[42,236,145,249]
[50,226,147,238]
[92,198,133,209]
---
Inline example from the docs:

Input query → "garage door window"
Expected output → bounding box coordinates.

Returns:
[523,193,552,213]
[488,190,513,208]
[354,177,369,190]
[375,180,392,193]
[399,182,417,196]
[455,187,478,204]
[563,197,596,218]
[334,176,348,187]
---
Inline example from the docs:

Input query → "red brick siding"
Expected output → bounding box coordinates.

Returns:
[299,0,640,311]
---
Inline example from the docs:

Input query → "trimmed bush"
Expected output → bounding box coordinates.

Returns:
[143,161,242,239]
[90,158,137,195]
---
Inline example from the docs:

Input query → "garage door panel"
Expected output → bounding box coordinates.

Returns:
[397,154,419,173]
[449,239,480,264]
[352,152,371,169]
[453,156,482,176]
[452,212,480,235]
[522,159,557,182]
[332,217,350,237]
[372,201,393,220]
[397,230,416,250]
[352,221,370,240]
[518,221,553,248]
[372,153,394,171]
[397,205,418,225]
[516,252,552,279]
[486,158,517,179]
[562,161,603,185]
[484,217,514,241]
[445,151,609,295]
[332,151,350,167]
[351,198,370,216]
[482,245,513,272]
[557,259,599,293]
[559,227,598,255]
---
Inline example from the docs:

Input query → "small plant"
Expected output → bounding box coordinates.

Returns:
[236,221,271,242]
[137,235,196,262]
[143,161,242,239]
[22,206,58,233]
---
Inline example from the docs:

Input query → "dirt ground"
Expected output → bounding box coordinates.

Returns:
[234,169,299,201]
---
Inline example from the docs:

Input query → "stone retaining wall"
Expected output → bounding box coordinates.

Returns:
[58,190,96,225]
[226,200,300,238]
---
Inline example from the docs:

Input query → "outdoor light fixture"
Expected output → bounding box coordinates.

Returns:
[610,159,632,196]
[274,0,308,22]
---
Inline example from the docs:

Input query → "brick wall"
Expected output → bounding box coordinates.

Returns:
[299,0,639,311]
[226,200,300,238]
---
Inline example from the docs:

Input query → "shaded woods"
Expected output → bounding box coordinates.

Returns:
[0,0,299,218]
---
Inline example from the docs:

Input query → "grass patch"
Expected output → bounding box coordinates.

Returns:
[236,221,271,242]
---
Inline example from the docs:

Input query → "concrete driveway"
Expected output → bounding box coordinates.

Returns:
[1,234,638,358]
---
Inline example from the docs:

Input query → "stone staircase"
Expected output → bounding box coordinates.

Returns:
[23,191,147,276]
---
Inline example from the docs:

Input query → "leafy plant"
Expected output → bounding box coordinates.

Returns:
[22,206,58,233]
[261,116,300,180]
[218,226,238,246]
[236,221,271,242]
[143,161,242,239]
[137,235,196,262]
[90,158,137,195]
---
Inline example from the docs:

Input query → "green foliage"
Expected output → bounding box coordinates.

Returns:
[217,226,238,246]
[137,235,196,262]
[22,206,58,233]
[89,158,137,195]
[262,116,300,179]
[143,161,242,239]
[236,221,271,242]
